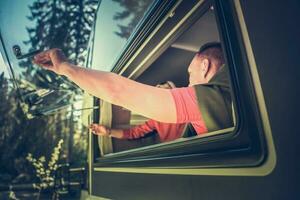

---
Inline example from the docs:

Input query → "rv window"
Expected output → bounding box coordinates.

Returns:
[91,0,266,169]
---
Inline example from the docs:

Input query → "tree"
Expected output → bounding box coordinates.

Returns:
[112,0,153,39]
[25,0,98,65]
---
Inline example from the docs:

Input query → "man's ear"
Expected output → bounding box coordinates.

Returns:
[202,58,210,78]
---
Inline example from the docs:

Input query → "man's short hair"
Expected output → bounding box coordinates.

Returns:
[198,42,225,67]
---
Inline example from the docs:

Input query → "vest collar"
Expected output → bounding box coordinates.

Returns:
[206,64,229,87]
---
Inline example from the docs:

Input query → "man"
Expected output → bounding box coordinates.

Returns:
[89,81,186,142]
[33,42,233,136]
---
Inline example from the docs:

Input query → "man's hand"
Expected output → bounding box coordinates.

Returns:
[33,48,68,75]
[89,124,110,136]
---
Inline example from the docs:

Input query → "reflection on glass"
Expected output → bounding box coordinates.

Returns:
[92,0,154,71]
[0,0,99,118]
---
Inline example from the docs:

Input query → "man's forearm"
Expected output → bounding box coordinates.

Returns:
[61,63,177,123]
[62,63,120,103]
[109,129,124,139]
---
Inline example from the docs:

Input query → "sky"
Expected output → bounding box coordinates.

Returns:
[0,0,35,78]
[92,0,133,71]
[0,53,9,77]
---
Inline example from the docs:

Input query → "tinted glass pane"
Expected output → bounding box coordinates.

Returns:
[92,0,154,71]
[0,0,99,118]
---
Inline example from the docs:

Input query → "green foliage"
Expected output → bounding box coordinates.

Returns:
[0,74,87,183]
[8,191,19,200]
[26,139,63,190]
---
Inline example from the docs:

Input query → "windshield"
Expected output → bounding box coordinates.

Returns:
[0,0,99,118]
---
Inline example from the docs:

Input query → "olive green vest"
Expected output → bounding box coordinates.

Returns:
[182,65,233,137]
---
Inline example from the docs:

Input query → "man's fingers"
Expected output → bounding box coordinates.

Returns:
[32,48,67,75]
[33,59,53,70]
[89,124,107,136]
[95,126,102,133]
[36,59,52,66]
[33,49,56,68]
[89,124,100,133]
[34,50,51,60]
[89,124,98,129]
[89,126,98,135]
[34,53,50,62]
[33,53,53,67]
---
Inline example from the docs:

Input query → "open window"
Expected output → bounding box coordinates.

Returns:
[89,0,267,171]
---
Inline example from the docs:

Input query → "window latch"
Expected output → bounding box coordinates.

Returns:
[12,45,42,60]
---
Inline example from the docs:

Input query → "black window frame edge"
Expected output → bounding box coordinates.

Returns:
[92,0,267,169]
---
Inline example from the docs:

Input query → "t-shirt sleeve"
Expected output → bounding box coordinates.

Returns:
[122,120,156,139]
[170,87,205,123]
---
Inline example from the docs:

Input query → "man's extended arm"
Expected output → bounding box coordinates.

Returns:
[33,49,177,123]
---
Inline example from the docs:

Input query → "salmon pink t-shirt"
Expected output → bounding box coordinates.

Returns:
[170,87,208,134]
[123,120,185,142]
[123,87,208,142]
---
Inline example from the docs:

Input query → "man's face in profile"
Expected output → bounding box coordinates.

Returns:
[188,53,208,86]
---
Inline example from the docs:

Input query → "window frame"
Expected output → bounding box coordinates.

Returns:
[91,0,275,175]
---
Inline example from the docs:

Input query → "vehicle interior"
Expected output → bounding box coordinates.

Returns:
[137,7,219,87]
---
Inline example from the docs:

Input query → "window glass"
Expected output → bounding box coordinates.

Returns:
[92,0,154,71]
[0,0,98,118]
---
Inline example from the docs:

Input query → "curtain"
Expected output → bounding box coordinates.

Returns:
[98,100,113,156]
